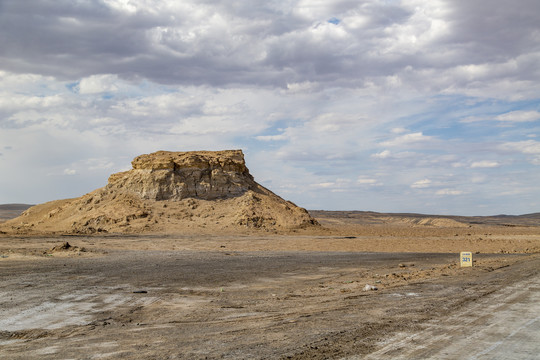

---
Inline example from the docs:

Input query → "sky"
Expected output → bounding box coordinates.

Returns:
[0,0,539,215]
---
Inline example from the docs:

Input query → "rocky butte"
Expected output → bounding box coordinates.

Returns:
[1,150,319,235]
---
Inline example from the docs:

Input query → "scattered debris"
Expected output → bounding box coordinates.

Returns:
[363,284,378,291]
[43,241,86,255]
[399,263,415,268]
[53,242,72,251]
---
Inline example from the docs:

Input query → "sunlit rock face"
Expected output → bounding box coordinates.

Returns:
[107,150,256,201]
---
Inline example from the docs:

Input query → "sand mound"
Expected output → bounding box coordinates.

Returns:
[417,218,468,227]
[1,150,318,235]
[383,216,468,227]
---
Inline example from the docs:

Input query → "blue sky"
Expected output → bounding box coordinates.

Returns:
[1,0,539,215]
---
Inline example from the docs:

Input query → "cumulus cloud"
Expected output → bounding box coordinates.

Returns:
[0,0,536,95]
[76,74,120,94]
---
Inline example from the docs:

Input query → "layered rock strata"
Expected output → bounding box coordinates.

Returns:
[108,150,255,201]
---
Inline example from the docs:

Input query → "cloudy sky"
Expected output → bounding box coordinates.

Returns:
[1,0,539,215]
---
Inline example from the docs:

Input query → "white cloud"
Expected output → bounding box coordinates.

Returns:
[470,161,500,168]
[391,127,408,134]
[411,179,432,188]
[357,176,381,186]
[102,0,138,14]
[85,158,116,171]
[256,134,289,142]
[459,115,488,123]
[313,182,335,189]
[286,81,320,93]
[381,132,433,147]
[0,93,64,112]
[500,140,540,165]
[495,110,540,123]
[372,150,391,159]
[501,140,540,155]
[77,74,119,95]
[471,175,487,184]
[371,150,418,160]
[310,178,355,193]
[310,113,361,133]
[63,168,77,175]
[436,189,465,196]
[461,110,540,124]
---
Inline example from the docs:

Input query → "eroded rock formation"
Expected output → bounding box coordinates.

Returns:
[1,150,318,235]
[108,150,255,201]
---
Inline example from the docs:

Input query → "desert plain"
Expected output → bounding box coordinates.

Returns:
[1,207,539,359]
[0,151,539,359]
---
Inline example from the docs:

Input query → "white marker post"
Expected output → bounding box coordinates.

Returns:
[460,251,473,267]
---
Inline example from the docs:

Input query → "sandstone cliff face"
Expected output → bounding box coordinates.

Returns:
[108,150,255,201]
[1,150,318,235]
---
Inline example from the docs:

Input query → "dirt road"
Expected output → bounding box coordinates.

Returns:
[356,259,540,359]
[1,246,538,359]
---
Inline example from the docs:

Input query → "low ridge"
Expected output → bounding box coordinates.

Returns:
[1,150,318,235]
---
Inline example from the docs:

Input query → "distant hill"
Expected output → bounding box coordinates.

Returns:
[309,211,540,227]
[0,204,33,222]
[463,213,540,227]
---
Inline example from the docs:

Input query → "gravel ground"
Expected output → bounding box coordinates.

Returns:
[1,246,538,359]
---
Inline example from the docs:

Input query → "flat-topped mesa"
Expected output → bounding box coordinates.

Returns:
[1,149,320,234]
[107,150,257,201]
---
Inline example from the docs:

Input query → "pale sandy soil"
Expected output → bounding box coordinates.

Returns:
[1,216,538,256]
[0,211,539,359]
